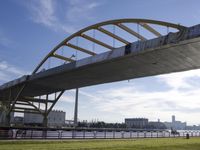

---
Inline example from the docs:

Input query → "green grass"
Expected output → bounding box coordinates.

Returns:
[0,138,200,150]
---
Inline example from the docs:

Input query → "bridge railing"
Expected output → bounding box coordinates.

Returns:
[0,127,199,139]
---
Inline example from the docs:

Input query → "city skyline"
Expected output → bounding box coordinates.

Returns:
[1,0,200,125]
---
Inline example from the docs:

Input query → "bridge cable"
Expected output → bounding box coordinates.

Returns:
[75,37,79,60]
[48,57,51,69]
[61,46,64,64]
[167,26,169,34]
[137,23,140,41]
[113,25,116,47]
[92,29,96,53]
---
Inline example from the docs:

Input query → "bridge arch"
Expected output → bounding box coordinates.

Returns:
[33,18,186,74]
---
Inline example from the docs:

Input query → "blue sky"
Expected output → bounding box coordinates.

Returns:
[1,0,200,125]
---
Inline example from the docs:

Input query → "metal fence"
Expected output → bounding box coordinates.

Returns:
[0,127,199,139]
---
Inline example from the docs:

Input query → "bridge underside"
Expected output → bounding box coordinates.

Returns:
[1,24,200,100]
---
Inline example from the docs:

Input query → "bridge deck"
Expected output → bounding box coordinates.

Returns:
[1,24,200,98]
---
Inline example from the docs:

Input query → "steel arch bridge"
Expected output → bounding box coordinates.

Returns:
[33,18,186,74]
[1,18,200,127]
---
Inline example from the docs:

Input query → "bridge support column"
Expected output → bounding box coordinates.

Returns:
[74,88,79,128]
[0,112,10,126]
[0,102,11,127]
[42,94,48,138]
[43,94,48,127]
[72,88,79,138]
[42,114,48,138]
[5,113,11,126]
[0,102,11,138]
[43,114,48,128]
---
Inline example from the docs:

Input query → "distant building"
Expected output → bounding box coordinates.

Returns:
[125,118,148,128]
[164,115,186,130]
[24,110,66,127]
[65,120,74,127]
[148,121,167,129]
[186,125,200,130]
[12,116,24,126]
[24,113,43,126]
[48,110,65,127]
[172,115,175,123]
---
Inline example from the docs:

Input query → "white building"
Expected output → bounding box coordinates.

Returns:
[164,115,186,130]
[24,110,66,127]
[125,118,148,128]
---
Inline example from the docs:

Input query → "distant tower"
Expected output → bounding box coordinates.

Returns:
[172,115,175,123]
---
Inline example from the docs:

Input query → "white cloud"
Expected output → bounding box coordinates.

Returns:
[158,69,200,90]
[29,0,56,28]
[60,93,75,103]
[78,69,200,125]
[24,0,100,34]
[27,0,74,33]
[66,0,100,22]
[0,60,29,83]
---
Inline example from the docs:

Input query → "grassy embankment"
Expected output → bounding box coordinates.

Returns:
[0,138,200,150]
